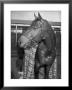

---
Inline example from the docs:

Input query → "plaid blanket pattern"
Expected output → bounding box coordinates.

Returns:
[23,47,37,79]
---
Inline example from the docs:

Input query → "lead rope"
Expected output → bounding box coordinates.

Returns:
[23,43,38,79]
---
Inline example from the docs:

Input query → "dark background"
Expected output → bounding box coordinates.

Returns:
[0,0,70,89]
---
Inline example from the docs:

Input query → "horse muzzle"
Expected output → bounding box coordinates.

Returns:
[18,35,29,48]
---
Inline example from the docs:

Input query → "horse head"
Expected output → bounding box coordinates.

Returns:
[18,13,44,48]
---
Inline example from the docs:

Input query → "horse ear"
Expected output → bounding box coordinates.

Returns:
[38,12,42,19]
[34,13,37,19]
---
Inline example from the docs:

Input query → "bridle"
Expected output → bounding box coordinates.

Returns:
[29,19,46,43]
[18,19,46,48]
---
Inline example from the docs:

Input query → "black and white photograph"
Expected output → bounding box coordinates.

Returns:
[11,11,61,79]
[4,4,69,86]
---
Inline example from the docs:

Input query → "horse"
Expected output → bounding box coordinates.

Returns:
[18,12,56,79]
